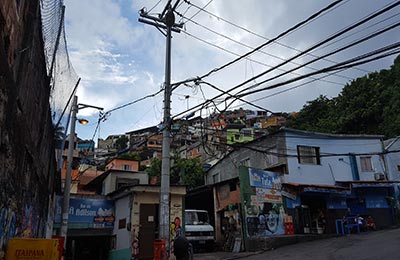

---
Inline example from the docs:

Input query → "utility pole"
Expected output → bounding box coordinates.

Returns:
[60,95,103,254]
[60,95,77,248]
[139,0,182,255]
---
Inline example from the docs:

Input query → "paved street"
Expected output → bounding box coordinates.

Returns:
[196,228,400,260]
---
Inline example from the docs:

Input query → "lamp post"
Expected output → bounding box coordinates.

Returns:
[60,95,103,252]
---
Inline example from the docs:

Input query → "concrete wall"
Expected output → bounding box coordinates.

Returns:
[0,0,57,256]
[103,171,149,195]
[113,195,131,252]
[206,133,286,185]
[284,131,385,185]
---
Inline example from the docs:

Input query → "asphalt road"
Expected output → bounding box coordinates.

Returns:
[243,228,400,260]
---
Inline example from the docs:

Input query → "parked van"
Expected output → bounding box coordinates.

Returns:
[184,209,214,251]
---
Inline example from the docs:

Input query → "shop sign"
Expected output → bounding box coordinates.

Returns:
[249,168,281,190]
[6,238,59,260]
[54,196,114,228]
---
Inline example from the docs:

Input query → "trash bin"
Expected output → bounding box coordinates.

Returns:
[154,239,166,260]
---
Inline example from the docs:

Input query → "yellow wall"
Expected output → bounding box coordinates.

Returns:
[130,186,186,259]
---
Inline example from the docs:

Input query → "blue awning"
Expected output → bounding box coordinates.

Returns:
[303,187,350,195]
[352,183,394,188]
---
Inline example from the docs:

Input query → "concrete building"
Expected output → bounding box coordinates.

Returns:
[206,128,398,251]
[108,185,186,260]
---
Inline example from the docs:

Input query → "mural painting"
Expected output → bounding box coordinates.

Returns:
[0,186,42,260]
[239,167,285,238]
[170,217,182,256]
[131,228,139,260]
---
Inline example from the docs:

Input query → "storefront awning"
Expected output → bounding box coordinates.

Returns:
[352,183,395,188]
[336,180,400,189]
[283,182,350,195]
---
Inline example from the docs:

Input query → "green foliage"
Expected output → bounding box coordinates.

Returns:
[145,156,205,189]
[145,157,161,178]
[117,152,141,161]
[115,136,129,150]
[171,157,205,190]
[286,55,400,138]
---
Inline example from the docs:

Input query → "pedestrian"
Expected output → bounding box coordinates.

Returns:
[173,236,191,260]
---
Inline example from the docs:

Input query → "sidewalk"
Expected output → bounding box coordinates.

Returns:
[193,233,339,260]
[194,251,262,260]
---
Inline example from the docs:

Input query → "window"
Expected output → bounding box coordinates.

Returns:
[118,218,127,229]
[297,145,320,165]
[123,164,131,171]
[360,156,373,172]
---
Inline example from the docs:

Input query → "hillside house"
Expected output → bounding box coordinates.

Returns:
[206,128,398,250]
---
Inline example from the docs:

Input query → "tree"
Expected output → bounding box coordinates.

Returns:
[172,157,205,190]
[117,153,141,161]
[145,156,205,189]
[286,55,400,138]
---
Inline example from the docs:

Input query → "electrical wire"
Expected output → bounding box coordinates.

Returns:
[171,0,345,88]
[171,41,400,120]
[182,0,371,75]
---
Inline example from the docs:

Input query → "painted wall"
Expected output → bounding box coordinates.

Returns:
[284,131,385,185]
[130,186,186,259]
[384,138,400,208]
[113,196,131,251]
[239,167,285,238]
[106,159,139,172]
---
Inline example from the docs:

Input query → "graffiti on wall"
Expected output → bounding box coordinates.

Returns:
[240,167,285,238]
[0,192,41,259]
[169,217,182,256]
[131,228,139,260]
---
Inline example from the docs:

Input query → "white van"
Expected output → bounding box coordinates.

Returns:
[184,209,214,251]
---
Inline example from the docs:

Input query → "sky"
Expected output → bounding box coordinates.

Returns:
[63,0,400,141]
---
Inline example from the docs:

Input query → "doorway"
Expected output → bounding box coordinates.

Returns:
[138,204,159,259]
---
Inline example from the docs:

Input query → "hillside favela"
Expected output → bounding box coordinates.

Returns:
[1,0,400,260]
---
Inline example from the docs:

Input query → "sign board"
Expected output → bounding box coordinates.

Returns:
[6,238,59,260]
[248,168,281,190]
[54,196,114,228]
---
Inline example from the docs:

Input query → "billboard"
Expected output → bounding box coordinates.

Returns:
[240,167,285,238]
[54,196,114,228]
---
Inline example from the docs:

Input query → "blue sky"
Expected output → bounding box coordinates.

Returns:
[64,0,400,141]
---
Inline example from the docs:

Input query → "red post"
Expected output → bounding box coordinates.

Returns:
[154,239,166,260]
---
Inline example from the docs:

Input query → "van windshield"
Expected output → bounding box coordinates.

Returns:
[185,211,209,225]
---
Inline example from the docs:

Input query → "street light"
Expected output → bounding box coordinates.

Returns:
[60,95,103,252]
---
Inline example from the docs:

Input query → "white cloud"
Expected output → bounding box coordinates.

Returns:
[64,0,400,140]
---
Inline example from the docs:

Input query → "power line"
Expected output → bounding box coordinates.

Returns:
[182,0,372,75]
[236,19,400,96]
[171,0,345,88]
[235,43,400,100]
[176,12,347,85]
[180,2,400,117]
[171,41,400,120]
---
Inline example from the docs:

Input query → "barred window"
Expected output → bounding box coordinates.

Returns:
[297,145,320,165]
[360,156,373,172]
